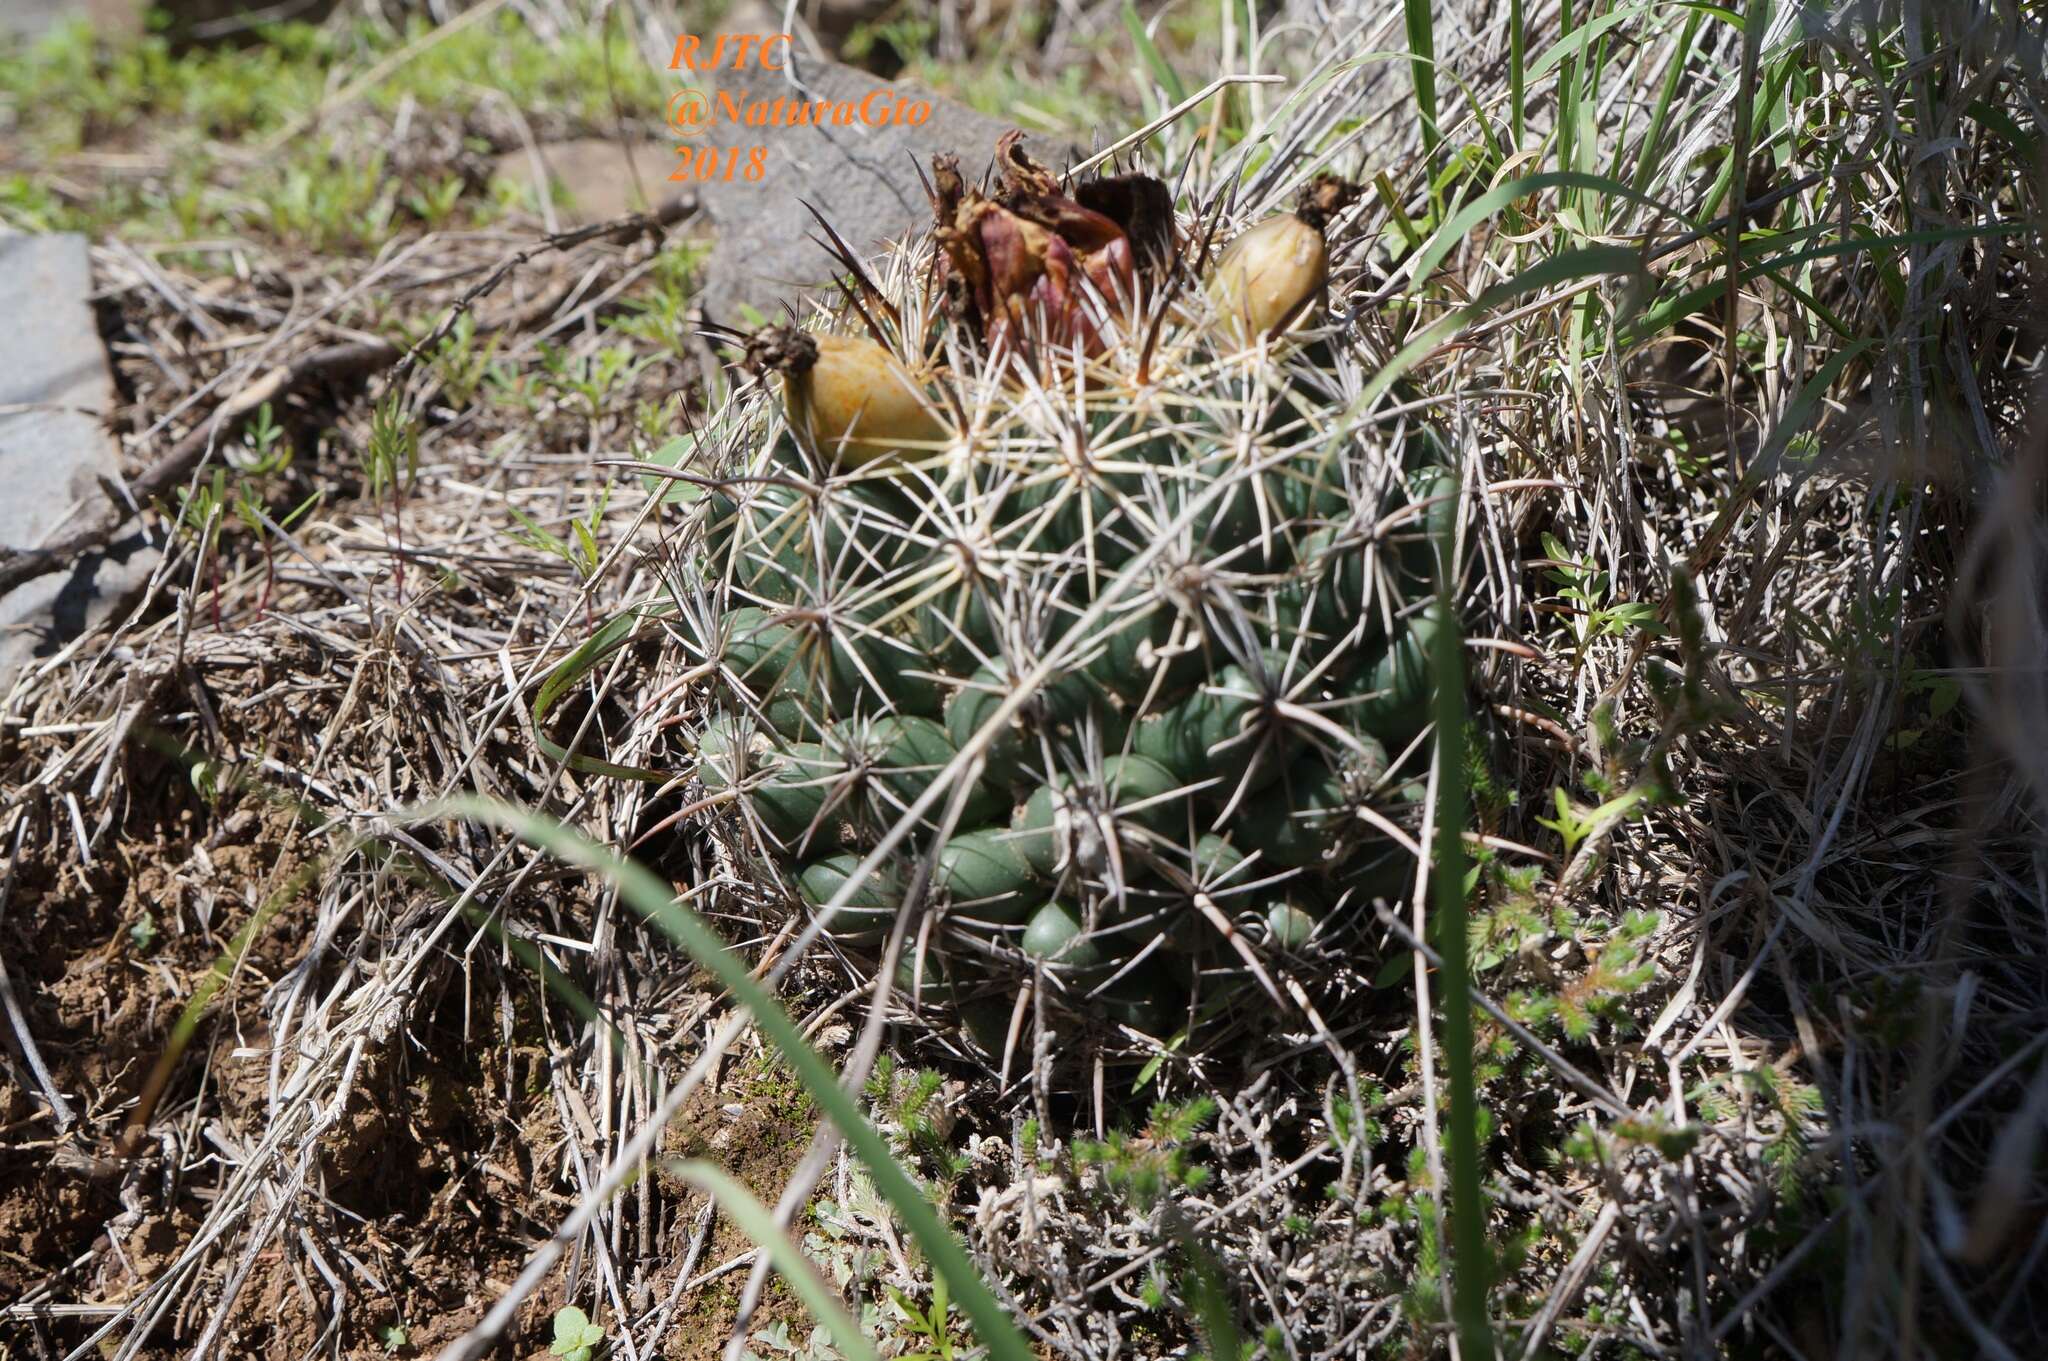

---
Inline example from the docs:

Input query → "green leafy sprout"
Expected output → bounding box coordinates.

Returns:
[550,1305,605,1361]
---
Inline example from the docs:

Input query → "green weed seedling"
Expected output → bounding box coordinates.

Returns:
[507,485,611,583]
[885,1275,964,1361]
[867,1056,969,1189]
[612,248,706,362]
[363,394,421,602]
[1077,1097,1215,1208]
[1541,531,1662,670]
[425,313,506,412]
[173,468,229,629]
[1077,1099,1247,1358]
[537,340,649,422]
[550,1305,605,1361]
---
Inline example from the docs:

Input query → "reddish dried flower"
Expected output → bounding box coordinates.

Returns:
[933,133,1172,360]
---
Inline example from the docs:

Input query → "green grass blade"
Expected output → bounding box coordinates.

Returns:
[1121,1,1187,107]
[1428,472,1492,1359]
[1402,0,1440,166]
[1529,1,1653,77]
[1440,63,1510,178]
[1555,0,1579,186]
[667,1159,881,1361]
[428,796,1034,1361]
[1675,0,1745,27]
[1966,97,2040,160]
[1509,0,1525,146]
[1359,243,1649,408]
[1405,170,1691,291]
[1629,8,1704,198]
[531,604,670,781]
[1617,223,2023,347]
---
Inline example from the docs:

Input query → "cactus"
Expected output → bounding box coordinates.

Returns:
[663,138,1462,1059]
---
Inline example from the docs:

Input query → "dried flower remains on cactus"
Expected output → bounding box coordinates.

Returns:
[932,131,1173,359]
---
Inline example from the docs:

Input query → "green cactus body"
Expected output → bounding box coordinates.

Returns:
[1020,900,1105,972]
[750,741,855,850]
[1265,899,1321,950]
[1010,782,1066,878]
[676,173,1469,1053]
[945,665,1029,789]
[721,606,851,739]
[861,714,1001,828]
[798,853,905,944]
[894,950,975,1008]
[1237,756,1355,869]
[692,713,759,794]
[1097,963,1182,1035]
[934,828,1039,924]
[1355,603,1447,745]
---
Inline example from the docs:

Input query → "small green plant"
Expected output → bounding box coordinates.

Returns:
[841,13,938,68]
[405,172,466,229]
[256,146,398,250]
[163,402,319,623]
[611,248,704,362]
[1535,780,1650,864]
[1076,1098,1215,1207]
[536,340,648,421]
[867,1056,969,1188]
[188,758,225,804]
[377,1321,409,1352]
[1506,908,1662,1043]
[173,469,229,630]
[1701,1068,1824,1206]
[506,486,610,581]
[230,474,320,622]
[1541,532,1662,671]
[549,1305,605,1361]
[1887,668,1964,751]
[633,394,686,445]
[128,912,159,954]
[426,313,504,411]
[884,1276,963,1361]
[363,394,421,602]
[235,402,288,474]
[1076,1099,1247,1357]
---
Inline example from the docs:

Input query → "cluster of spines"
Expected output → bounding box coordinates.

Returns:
[675,357,1457,1049]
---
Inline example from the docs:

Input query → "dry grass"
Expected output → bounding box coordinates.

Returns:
[0,0,2043,1359]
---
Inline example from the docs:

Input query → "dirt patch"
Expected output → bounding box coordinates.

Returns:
[656,1058,826,1361]
[0,780,568,1358]
[1,777,236,1294]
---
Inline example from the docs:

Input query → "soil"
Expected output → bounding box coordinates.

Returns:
[0,759,835,1361]
[0,778,555,1359]
[655,1059,827,1361]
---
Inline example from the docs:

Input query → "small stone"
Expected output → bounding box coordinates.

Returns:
[0,233,157,686]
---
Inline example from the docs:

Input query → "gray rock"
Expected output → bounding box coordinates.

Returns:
[0,233,156,686]
[689,54,1070,320]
